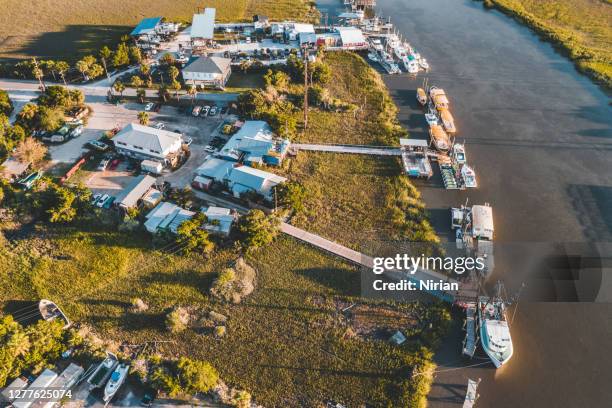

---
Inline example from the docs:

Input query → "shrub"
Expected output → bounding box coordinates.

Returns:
[165,307,189,333]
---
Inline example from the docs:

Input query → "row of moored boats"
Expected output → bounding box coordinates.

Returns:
[368,33,429,75]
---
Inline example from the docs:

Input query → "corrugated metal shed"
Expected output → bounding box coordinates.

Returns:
[130,17,162,36]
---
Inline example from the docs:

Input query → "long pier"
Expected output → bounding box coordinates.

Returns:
[281,223,478,303]
[292,143,402,156]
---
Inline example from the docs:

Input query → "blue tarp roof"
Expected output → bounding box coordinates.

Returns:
[131,17,162,36]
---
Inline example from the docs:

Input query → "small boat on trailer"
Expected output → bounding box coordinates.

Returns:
[416,88,427,105]
[103,364,130,403]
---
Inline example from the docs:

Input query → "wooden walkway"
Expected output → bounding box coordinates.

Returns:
[462,303,478,358]
[292,143,402,156]
[280,223,478,303]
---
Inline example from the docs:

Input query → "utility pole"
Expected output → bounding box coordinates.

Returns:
[303,46,309,130]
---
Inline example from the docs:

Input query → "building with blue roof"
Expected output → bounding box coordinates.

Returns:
[130,17,163,38]
[218,121,291,167]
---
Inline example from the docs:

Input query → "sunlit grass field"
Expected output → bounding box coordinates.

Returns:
[0,0,317,60]
[484,0,612,88]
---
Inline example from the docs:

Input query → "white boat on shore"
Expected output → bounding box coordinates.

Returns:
[478,292,513,368]
[103,364,129,402]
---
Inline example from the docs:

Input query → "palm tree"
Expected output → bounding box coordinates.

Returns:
[99,46,112,78]
[55,61,69,85]
[158,86,169,103]
[138,111,149,126]
[7,331,30,358]
[168,66,179,82]
[136,88,146,104]
[113,80,126,98]
[187,85,197,105]
[171,80,181,101]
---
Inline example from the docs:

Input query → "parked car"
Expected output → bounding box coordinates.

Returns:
[209,106,218,116]
[144,102,154,111]
[204,145,215,153]
[201,106,210,116]
[91,193,102,205]
[70,125,84,138]
[154,122,165,130]
[182,136,193,146]
[109,159,121,170]
[88,140,109,151]
[97,158,110,171]
[192,106,202,116]
[96,194,109,208]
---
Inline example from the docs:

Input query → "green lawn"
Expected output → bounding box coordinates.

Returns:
[482,0,612,89]
[0,0,318,61]
[0,221,447,407]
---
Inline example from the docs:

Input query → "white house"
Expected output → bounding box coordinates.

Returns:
[113,123,184,165]
[144,201,195,234]
[182,56,232,88]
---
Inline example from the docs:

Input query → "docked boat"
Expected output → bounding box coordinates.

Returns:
[452,143,466,164]
[429,87,450,110]
[416,88,428,105]
[103,364,130,402]
[87,354,118,390]
[419,58,430,71]
[478,293,513,368]
[407,59,420,74]
[439,109,457,133]
[369,38,384,52]
[461,165,477,188]
[429,124,451,152]
[425,112,439,126]
[367,52,379,62]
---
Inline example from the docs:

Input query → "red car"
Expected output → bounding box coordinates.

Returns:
[109,159,121,170]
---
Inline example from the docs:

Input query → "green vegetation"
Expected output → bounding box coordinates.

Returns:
[0,0,318,61]
[0,316,66,387]
[236,209,281,250]
[479,0,612,89]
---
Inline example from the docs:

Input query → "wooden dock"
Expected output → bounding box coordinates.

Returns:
[281,223,479,303]
[463,378,481,408]
[462,302,478,358]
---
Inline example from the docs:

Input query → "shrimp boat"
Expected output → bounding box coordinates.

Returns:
[429,86,450,110]
[439,109,457,133]
[452,143,466,164]
[406,59,420,74]
[429,124,451,152]
[416,88,428,106]
[103,364,130,403]
[478,287,514,368]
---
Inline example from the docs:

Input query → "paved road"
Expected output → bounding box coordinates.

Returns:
[0,79,240,104]
[293,143,402,156]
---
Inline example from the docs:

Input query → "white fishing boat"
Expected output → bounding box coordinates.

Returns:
[369,38,384,52]
[452,143,466,164]
[461,165,477,188]
[103,364,130,402]
[367,52,379,62]
[478,291,513,368]
[87,354,118,390]
[407,59,420,74]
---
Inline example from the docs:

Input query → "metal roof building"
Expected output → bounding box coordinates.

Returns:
[227,165,286,199]
[130,17,163,36]
[191,8,216,40]
[113,123,183,163]
[144,202,195,234]
[115,175,157,209]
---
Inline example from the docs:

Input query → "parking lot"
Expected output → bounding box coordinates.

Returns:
[85,160,135,197]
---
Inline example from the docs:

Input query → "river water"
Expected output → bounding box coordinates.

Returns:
[318,0,612,406]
